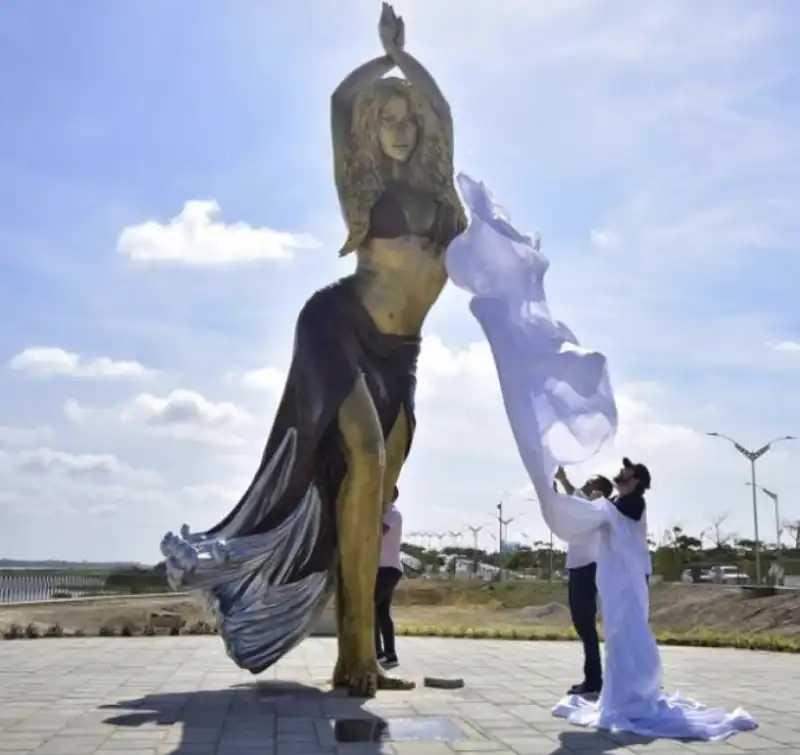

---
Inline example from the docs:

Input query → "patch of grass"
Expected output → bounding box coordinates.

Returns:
[396,623,800,653]
[395,580,567,609]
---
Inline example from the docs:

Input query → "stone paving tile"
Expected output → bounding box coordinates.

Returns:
[0,637,794,754]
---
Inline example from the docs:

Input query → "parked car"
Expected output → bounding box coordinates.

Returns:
[681,568,713,583]
[713,565,749,584]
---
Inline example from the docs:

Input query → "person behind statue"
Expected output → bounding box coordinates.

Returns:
[375,486,404,668]
[160,3,465,698]
[554,470,614,696]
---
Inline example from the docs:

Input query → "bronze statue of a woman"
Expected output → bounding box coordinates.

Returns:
[160,3,465,698]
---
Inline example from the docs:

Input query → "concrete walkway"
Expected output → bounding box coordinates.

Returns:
[0,636,796,754]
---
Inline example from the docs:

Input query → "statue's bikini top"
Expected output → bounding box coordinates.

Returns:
[368,186,460,247]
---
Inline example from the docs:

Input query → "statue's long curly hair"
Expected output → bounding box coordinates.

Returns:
[334,76,466,256]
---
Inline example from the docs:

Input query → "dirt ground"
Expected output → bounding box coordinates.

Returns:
[2,580,800,637]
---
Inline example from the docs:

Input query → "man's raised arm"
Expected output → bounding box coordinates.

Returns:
[555,467,578,496]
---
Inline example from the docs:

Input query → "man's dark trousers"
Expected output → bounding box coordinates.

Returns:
[568,562,601,690]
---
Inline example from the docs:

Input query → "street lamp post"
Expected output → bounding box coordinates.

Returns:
[745,483,781,553]
[707,432,795,584]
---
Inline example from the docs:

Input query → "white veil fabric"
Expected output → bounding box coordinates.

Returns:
[445,172,757,741]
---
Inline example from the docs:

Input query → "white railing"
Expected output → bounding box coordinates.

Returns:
[0,573,109,604]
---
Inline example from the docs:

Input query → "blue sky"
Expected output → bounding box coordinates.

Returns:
[1,0,799,562]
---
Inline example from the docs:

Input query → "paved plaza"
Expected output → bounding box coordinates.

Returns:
[0,637,796,755]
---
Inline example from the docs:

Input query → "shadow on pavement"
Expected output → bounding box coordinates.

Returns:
[101,680,387,754]
[556,729,656,753]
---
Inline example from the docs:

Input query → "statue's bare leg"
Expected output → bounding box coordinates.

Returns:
[332,377,414,696]
[374,405,415,689]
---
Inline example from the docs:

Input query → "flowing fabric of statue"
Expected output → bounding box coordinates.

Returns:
[160,4,466,698]
[445,173,757,741]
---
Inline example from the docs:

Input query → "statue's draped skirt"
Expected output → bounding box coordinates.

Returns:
[161,277,419,673]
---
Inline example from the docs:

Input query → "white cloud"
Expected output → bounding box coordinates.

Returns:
[769,341,800,353]
[417,335,499,400]
[1,447,160,485]
[117,200,321,266]
[590,229,617,249]
[237,366,286,392]
[63,399,88,422]
[64,390,252,448]
[121,389,250,427]
[9,347,154,379]
[0,425,53,448]
[179,483,240,512]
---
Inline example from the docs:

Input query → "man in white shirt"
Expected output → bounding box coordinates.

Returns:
[555,469,614,696]
[375,487,404,669]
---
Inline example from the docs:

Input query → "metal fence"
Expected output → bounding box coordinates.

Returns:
[0,572,110,604]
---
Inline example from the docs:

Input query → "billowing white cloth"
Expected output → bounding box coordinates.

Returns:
[445,172,757,741]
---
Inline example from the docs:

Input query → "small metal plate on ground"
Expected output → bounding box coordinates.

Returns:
[424,676,465,689]
[333,717,465,742]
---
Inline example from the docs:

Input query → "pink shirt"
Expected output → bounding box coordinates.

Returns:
[380,505,403,571]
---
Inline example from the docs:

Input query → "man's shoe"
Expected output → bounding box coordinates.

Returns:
[381,654,399,670]
[567,681,602,696]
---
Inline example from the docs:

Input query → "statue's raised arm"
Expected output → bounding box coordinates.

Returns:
[377,4,452,140]
[331,2,464,256]
[331,55,395,178]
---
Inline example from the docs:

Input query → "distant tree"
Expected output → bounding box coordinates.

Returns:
[674,534,702,551]
[401,543,426,559]
[782,520,800,550]
[734,538,763,551]
[708,513,734,549]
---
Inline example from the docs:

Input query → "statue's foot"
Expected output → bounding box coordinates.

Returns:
[332,658,415,697]
[377,670,416,692]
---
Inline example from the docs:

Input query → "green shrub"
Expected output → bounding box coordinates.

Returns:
[395,623,800,653]
[3,623,24,640]
[186,621,215,635]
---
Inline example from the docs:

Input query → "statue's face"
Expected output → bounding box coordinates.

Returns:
[377,95,418,163]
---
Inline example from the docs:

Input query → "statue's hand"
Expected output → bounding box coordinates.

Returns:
[379,2,405,56]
